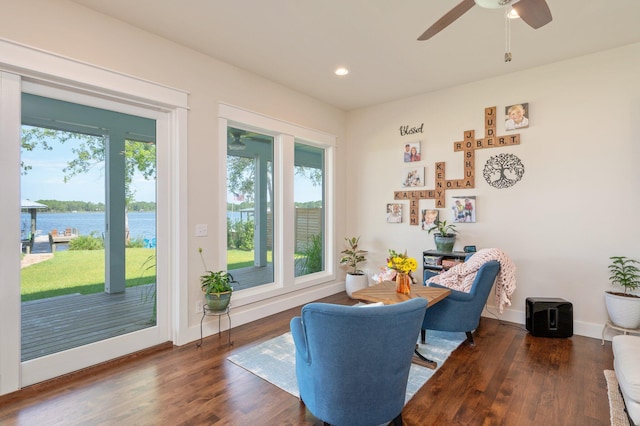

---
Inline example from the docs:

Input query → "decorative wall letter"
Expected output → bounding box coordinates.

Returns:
[394,106,521,225]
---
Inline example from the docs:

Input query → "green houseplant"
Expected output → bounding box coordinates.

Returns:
[299,234,323,275]
[605,256,640,329]
[199,248,234,311]
[427,220,458,253]
[339,236,369,298]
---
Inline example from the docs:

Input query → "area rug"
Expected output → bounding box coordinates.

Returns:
[605,370,630,426]
[227,330,466,403]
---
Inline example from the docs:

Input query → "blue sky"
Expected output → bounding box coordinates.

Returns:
[22,139,320,204]
[21,137,155,203]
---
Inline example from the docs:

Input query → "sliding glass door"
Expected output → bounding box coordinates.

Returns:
[16,86,167,386]
[0,47,185,395]
[20,93,158,362]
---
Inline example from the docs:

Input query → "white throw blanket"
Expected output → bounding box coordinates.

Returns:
[426,248,516,313]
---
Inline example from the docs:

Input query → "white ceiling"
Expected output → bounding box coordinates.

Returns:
[70,0,640,111]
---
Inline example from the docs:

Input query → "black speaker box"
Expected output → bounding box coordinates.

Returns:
[525,297,573,338]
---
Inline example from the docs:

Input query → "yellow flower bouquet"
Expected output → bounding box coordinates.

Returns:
[387,249,418,275]
[387,249,417,294]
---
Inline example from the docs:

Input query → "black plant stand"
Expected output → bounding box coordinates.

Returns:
[197,305,233,347]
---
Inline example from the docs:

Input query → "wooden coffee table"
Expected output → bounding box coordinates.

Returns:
[351,281,450,369]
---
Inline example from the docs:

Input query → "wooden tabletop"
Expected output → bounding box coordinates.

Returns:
[351,280,450,307]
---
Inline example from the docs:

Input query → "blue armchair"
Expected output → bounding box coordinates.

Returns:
[422,260,500,346]
[290,298,427,426]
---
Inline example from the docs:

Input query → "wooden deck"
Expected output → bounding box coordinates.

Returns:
[20,263,300,361]
[229,265,274,290]
[21,284,156,361]
[229,261,309,290]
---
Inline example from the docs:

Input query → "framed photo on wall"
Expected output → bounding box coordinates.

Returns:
[421,209,439,231]
[402,141,421,163]
[401,167,424,188]
[505,103,529,131]
[451,196,476,223]
[386,203,402,223]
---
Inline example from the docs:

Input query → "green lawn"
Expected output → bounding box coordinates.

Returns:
[21,248,259,302]
[227,249,273,269]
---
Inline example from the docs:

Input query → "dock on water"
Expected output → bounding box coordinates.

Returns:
[22,228,79,255]
[48,228,79,252]
[21,230,78,268]
[21,236,55,268]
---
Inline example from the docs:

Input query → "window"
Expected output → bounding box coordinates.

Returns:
[219,104,335,298]
[226,127,274,288]
[294,142,325,277]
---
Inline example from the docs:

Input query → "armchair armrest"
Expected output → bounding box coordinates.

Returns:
[426,282,474,301]
[290,317,310,364]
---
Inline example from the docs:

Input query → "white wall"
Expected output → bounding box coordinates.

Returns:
[0,0,348,340]
[346,43,640,339]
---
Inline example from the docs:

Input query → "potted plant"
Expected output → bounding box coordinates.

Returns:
[605,256,640,329]
[339,236,369,298]
[427,220,458,253]
[199,248,234,311]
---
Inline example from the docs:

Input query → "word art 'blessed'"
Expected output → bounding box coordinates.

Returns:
[399,123,424,136]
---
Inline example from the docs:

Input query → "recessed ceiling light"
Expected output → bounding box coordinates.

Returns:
[334,67,349,76]
[507,7,520,19]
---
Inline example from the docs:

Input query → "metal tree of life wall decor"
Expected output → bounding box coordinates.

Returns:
[394,106,521,225]
[483,153,525,189]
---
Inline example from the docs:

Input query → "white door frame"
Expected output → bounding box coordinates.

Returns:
[0,39,189,393]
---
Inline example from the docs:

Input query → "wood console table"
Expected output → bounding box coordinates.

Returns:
[351,280,450,307]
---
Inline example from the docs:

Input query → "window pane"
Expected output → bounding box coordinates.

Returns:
[294,142,324,277]
[226,127,274,289]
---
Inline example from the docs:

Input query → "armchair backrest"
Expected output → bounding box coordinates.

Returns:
[459,260,500,331]
[422,260,501,336]
[469,260,500,299]
[290,298,427,426]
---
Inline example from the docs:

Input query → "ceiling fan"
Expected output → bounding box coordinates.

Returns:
[228,128,247,151]
[228,128,273,151]
[417,0,552,41]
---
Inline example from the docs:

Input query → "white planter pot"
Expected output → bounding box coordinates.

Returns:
[604,291,640,329]
[345,273,369,298]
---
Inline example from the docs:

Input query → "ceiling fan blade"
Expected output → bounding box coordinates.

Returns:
[418,0,475,41]
[512,0,552,29]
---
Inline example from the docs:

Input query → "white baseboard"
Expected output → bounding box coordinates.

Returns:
[183,282,346,345]
[482,305,607,342]
[188,286,611,346]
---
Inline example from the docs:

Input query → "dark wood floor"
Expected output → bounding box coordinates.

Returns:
[0,292,614,425]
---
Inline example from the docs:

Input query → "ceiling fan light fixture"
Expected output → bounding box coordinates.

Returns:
[228,137,246,151]
[507,7,520,19]
[474,0,510,9]
[474,0,525,9]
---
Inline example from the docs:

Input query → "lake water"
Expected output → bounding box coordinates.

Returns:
[21,211,157,240]
[22,210,246,241]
